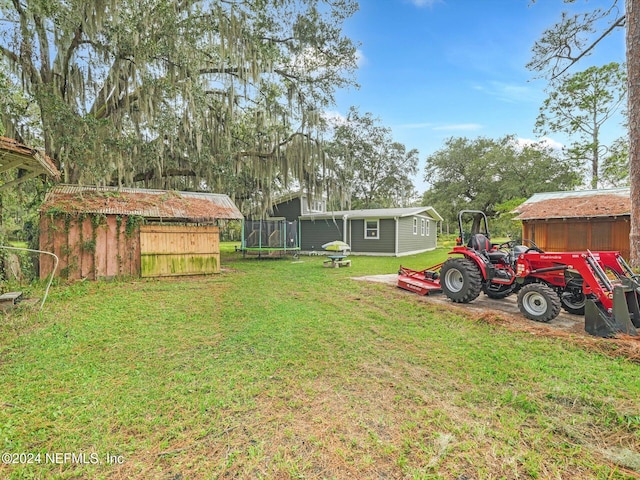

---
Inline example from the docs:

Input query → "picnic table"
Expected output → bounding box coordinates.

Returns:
[323,255,351,268]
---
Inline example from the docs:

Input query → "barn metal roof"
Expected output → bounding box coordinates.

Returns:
[513,188,630,220]
[301,206,444,222]
[41,185,243,222]
[0,136,60,190]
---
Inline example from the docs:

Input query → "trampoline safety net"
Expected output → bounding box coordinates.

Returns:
[243,219,300,250]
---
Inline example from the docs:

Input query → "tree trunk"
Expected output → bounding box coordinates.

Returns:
[592,145,599,189]
[627,0,640,265]
[592,124,599,189]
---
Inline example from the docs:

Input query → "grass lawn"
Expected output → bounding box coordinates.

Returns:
[0,246,639,479]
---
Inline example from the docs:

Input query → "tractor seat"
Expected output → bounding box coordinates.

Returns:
[469,234,508,263]
[468,234,491,252]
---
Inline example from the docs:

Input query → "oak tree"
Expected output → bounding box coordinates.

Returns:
[326,107,419,209]
[422,135,581,230]
[0,0,358,212]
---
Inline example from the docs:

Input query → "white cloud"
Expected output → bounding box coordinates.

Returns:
[355,49,366,68]
[513,136,565,151]
[408,0,443,7]
[474,81,539,104]
[322,110,348,127]
[432,123,483,131]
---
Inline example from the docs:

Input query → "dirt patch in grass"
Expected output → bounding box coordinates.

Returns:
[473,311,640,363]
[355,274,640,364]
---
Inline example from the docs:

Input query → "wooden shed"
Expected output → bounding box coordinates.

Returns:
[39,185,243,280]
[513,188,631,259]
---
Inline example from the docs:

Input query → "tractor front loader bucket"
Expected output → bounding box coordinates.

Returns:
[585,282,640,337]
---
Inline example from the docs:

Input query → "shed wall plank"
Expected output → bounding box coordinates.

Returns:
[81,218,95,279]
[140,225,220,277]
[94,219,108,279]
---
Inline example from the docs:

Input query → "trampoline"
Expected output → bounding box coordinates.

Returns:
[241,218,300,258]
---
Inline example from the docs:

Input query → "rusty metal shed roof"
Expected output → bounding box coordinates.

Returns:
[513,188,630,220]
[41,185,243,222]
[0,136,60,190]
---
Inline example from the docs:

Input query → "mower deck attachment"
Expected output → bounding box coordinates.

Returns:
[397,265,443,296]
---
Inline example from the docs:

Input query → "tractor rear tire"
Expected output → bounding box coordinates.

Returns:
[440,257,482,303]
[517,283,561,323]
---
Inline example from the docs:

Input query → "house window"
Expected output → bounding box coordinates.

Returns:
[311,200,325,212]
[426,219,430,236]
[421,218,426,236]
[308,199,325,213]
[365,219,379,239]
[413,217,418,235]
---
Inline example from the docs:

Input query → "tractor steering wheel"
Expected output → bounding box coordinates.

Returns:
[524,246,544,253]
[497,240,516,250]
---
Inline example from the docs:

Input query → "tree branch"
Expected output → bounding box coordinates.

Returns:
[236,131,320,159]
[199,66,244,76]
[90,58,136,119]
[551,14,626,80]
[11,0,40,87]
[110,167,198,185]
[60,24,84,97]
[0,44,20,64]
[32,13,51,83]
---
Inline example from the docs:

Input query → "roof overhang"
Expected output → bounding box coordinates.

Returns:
[0,137,60,191]
[517,213,629,221]
[41,185,243,222]
[406,206,443,222]
[301,206,444,222]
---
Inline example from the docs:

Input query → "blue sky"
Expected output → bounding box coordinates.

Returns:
[332,0,627,193]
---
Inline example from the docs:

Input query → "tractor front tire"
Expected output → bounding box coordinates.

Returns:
[517,283,561,323]
[440,257,482,303]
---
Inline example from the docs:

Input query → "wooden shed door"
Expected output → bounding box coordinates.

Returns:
[139,225,220,277]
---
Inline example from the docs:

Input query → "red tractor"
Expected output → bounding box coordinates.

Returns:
[397,210,640,337]
[399,210,527,301]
